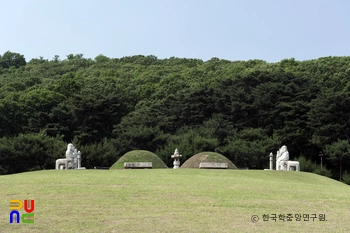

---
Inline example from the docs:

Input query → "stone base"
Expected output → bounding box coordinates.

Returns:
[124,162,152,169]
[287,161,300,171]
[199,162,228,169]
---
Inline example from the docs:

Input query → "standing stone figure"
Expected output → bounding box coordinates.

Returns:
[276,145,289,170]
[55,143,78,170]
[65,143,77,169]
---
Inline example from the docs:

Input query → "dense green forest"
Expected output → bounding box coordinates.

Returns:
[1,51,350,184]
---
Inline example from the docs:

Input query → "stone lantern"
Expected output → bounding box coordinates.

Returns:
[171,148,182,169]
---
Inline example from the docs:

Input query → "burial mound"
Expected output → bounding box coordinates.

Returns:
[181,151,237,169]
[110,150,168,169]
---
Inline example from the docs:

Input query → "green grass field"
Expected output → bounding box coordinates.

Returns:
[1,169,349,232]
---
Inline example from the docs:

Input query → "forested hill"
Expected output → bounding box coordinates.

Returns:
[0,51,350,183]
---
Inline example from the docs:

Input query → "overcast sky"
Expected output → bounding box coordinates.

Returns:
[1,0,350,62]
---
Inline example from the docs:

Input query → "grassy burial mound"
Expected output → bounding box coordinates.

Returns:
[181,151,238,169]
[109,150,168,169]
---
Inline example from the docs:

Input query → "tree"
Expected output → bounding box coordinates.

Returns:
[66,54,74,60]
[324,140,350,181]
[218,128,280,169]
[18,89,66,134]
[79,138,120,168]
[0,132,66,174]
[94,54,110,63]
[0,93,24,137]
[0,51,26,68]
[308,89,350,147]
[52,55,60,63]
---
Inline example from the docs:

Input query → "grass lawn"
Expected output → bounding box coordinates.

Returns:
[1,169,349,232]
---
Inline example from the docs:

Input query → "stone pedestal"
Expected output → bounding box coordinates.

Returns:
[77,151,81,169]
[269,152,273,170]
[171,148,182,169]
[287,161,300,171]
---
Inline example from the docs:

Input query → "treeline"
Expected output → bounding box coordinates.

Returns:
[0,51,350,183]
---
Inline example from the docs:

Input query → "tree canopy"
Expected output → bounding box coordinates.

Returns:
[0,51,350,184]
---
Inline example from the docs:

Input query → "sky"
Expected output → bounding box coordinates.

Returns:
[1,0,350,63]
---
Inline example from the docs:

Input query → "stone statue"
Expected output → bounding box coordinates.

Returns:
[55,143,79,170]
[265,145,300,171]
[276,145,289,170]
[55,158,67,170]
[65,143,77,169]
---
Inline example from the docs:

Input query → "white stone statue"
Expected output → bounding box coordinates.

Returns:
[265,146,300,171]
[55,158,67,170]
[276,145,289,170]
[171,148,182,169]
[55,143,78,170]
[65,143,77,169]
